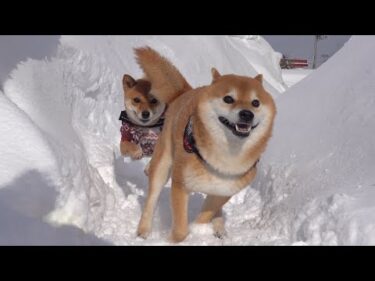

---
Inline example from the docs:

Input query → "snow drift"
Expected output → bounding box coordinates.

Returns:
[1,35,374,245]
[254,35,375,245]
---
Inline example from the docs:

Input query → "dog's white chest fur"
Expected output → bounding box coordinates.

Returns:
[183,164,245,197]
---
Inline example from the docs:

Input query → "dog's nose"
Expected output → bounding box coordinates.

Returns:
[142,111,150,119]
[239,110,254,122]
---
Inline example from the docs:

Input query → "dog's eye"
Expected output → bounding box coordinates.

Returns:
[252,99,260,108]
[150,98,158,104]
[133,97,141,103]
[223,96,234,104]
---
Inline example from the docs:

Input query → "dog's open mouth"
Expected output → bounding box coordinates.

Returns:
[219,116,258,138]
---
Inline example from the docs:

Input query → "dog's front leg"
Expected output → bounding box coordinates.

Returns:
[194,195,230,238]
[137,138,172,239]
[170,182,190,243]
[212,209,227,239]
[120,141,143,160]
[144,161,150,176]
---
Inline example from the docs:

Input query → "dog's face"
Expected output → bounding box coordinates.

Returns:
[199,68,276,142]
[122,74,166,126]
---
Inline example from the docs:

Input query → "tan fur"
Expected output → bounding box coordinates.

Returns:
[135,47,276,243]
[120,140,143,160]
[211,67,221,83]
[195,196,230,224]
[134,47,192,104]
[211,210,227,238]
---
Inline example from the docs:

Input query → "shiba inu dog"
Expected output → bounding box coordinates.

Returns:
[134,47,276,243]
[119,74,167,163]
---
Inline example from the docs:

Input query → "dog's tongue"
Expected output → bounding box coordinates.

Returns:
[235,123,251,133]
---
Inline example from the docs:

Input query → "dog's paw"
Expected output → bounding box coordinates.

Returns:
[144,162,150,176]
[137,225,151,239]
[130,147,143,160]
[119,141,128,156]
[213,229,227,239]
[169,230,188,243]
[212,217,227,239]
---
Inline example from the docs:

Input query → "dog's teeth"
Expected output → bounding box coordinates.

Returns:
[235,124,251,133]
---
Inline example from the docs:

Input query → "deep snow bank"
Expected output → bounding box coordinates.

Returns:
[0,93,58,187]
[0,92,108,245]
[253,35,375,245]
[1,36,285,244]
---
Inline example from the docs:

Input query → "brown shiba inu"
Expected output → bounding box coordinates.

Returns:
[134,47,276,243]
[119,74,167,163]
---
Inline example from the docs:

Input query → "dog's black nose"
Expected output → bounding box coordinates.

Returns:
[142,111,150,119]
[239,110,254,122]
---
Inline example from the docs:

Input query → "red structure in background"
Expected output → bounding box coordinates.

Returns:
[280,57,309,69]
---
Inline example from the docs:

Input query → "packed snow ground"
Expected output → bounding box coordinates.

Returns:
[1,35,374,245]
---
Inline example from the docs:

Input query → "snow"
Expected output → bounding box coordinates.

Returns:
[0,35,59,88]
[253,35,375,245]
[1,35,374,245]
[0,92,108,245]
[0,93,57,187]
[281,69,313,87]
[60,35,287,95]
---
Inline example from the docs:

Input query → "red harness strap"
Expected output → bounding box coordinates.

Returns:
[183,116,203,160]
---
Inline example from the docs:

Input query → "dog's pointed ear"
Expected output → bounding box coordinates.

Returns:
[255,74,263,84]
[211,67,221,83]
[123,74,136,90]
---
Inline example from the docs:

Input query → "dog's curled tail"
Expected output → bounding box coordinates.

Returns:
[134,46,192,104]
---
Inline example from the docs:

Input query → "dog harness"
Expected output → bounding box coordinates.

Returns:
[183,116,259,171]
[183,117,204,160]
[119,110,165,156]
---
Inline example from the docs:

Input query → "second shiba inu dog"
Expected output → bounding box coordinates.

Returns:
[119,74,167,161]
[134,47,276,243]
